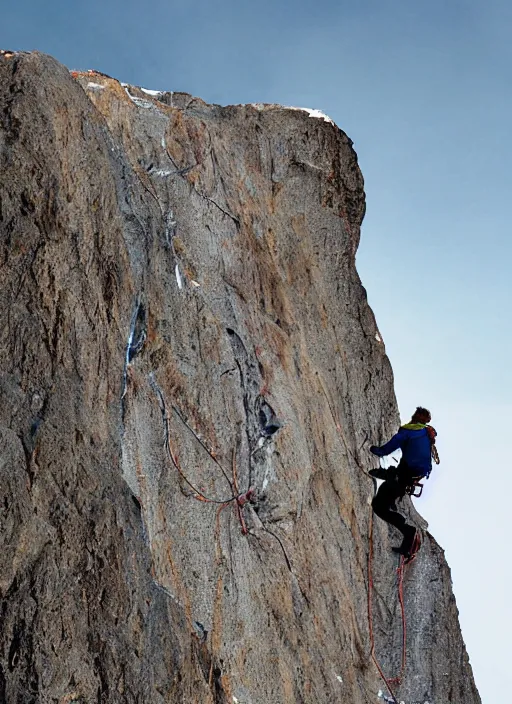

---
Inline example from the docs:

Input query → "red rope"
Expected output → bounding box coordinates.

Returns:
[150,374,254,532]
[368,514,419,702]
[310,373,420,700]
[367,510,400,703]
[391,561,407,686]
[164,425,255,533]
[316,375,407,699]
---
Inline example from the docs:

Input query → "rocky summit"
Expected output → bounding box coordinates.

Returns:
[0,51,480,704]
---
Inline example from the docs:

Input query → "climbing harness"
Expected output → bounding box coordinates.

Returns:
[405,478,424,498]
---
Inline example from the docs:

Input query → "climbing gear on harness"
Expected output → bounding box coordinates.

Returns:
[405,479,423,497]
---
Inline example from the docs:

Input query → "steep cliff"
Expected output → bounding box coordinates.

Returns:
[0,51,480,704]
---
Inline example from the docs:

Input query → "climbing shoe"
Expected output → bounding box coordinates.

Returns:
[392,526,418,558]
[368,467,388,480]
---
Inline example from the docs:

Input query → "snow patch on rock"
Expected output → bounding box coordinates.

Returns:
[293,107,335,125]
[175,264,183,290]
[248,103,335,126]
[141,87,163,97]
[149,168,173,178]
[124,87,154,109]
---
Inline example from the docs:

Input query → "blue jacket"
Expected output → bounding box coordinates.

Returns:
[370,426,432,476]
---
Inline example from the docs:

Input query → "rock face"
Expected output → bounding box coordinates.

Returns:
[0,51,480,704]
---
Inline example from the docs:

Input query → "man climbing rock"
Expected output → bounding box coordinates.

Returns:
[369,407,438,559]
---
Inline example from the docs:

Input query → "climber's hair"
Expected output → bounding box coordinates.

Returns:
[411,407,431,423]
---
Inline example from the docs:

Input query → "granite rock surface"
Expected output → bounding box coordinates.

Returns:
[0,51,480,704]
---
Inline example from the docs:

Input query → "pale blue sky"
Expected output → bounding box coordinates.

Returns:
[3,1,510,699]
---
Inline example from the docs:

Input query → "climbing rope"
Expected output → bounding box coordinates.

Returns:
[316,374,415,703]
[367,511,404,704]
[149,373,255,531]
[170,402,235,492]
[164,402,255,528]
[394,560,408,685]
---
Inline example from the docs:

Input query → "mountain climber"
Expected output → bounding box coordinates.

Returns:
[368,407,438,559]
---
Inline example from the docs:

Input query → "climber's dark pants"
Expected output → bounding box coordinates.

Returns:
[371,463,421,538]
